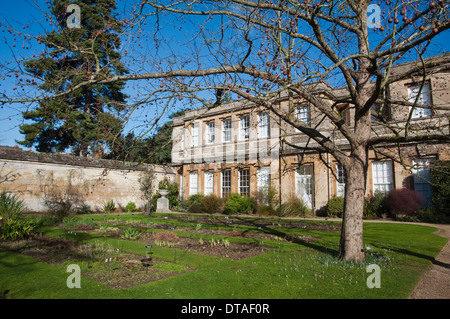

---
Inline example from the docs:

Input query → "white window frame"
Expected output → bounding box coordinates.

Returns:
[189,172,198,196]
[296,104,310,126]
[206,122,215,145]
[295,165,314,209]
[257,167,271,204]
[258,113,270,138]
[257,167,271,193]
[222,119,231,143]
[412,158,434,207]
[240,115,250,141]
[257,166,270,192]
[181,128,185,150]
[192,124,199,147]
[239,169,250,196]
[204,171,214,196]
[408,83,432,119]
[179,174,183,200]
[336,164,345,198]
[221,170,231,198]
[372,161,393,195]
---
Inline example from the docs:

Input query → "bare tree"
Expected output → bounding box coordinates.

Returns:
[0,0,449,261]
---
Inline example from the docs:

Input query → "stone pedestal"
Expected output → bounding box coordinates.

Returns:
[156,189,171,213]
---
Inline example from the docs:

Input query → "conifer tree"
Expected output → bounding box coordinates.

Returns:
[17,0,128,156]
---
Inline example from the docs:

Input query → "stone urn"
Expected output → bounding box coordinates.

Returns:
[158,189,169,197]
[156,189,171,213]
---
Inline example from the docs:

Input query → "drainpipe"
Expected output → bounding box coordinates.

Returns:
[327,152,331,202]
[278,115,282,205]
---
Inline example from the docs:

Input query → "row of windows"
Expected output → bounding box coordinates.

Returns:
[187,82,432,148]
[187,168,271,198]
[338,159,433,206]
[189,113,270,147]
[187,105,311,147]
[185,159,433,208]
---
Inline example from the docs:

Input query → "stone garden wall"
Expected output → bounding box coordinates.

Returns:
[0,146,175,212]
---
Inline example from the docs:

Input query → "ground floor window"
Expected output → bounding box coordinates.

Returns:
[257,167,271,204]
[189,172,198,196]
[412,158,434,207]
[221,170,231,198]
[239,169,250,196]
[372,161,393,195]
[336,164,345,198]
[204,171,214,196]
[295,165,314,209]
[257,167,270,192]
[179,174,183,199]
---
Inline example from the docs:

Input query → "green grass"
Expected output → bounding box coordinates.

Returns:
[0,213,447,299]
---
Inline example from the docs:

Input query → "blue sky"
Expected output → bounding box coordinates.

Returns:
[0,0,186,149]
[0,1,449,150]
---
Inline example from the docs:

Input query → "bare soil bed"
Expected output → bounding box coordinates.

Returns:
[137,231,274,260]
[0,234,189,289]
[170,215,340,232]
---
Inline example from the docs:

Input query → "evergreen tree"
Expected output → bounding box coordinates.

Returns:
[17,0,128,156]
[105,109,190,164]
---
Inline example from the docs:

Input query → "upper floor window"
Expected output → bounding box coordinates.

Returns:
[408,83,431,119]
[258,113,270,138]
[192,124,199,147]
[296,104,310,126]
[206,122,215,144]
[222,119,231,143]
[240,115,250,140]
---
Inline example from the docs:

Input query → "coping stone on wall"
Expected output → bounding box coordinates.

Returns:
[0,145,175,174]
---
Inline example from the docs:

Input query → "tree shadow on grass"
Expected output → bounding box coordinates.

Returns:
[371,244,450,269]
[233,217,339,257]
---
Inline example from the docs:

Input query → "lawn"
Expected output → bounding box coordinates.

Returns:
[0,213,447,299]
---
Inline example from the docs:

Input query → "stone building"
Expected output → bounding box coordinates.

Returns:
[172,55,449,213]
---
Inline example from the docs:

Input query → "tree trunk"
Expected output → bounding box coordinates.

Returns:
[338,148,368,262]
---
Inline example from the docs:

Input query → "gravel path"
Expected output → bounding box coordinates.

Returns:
[409,223,450,299]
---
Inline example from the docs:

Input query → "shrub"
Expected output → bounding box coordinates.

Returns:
[256,186,279,207]
[278,196,310,217]
[103,200,116,214]
[125,202,137,212]
[223,193,255,215]
[201,194,224,214]
[0,219,36,240]
[0,190,26,221]
[385,188,425,216]
[431,161,450,218]
[325,196,344,218]
[187,194,204,213]
[417,207,450,224]
[172,199,189,212]
[77,204,91,215]
[257,204,277,216]
[256,186,279,216]
[364,191,387,218]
